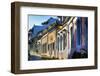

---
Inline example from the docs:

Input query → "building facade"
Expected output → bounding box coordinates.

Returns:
[28,16,88,60]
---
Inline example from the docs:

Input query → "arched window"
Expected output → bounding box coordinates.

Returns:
[63,32,67,50]
[60,35,63,51]
[52,42,55,50]
[71,27,73,48]
[57,37,59,51]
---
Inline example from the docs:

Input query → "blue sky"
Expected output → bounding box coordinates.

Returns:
[28,15,58,30]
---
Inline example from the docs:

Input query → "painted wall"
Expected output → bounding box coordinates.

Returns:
[48,30,56,44]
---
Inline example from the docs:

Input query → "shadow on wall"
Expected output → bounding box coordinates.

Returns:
[68,48,88,59]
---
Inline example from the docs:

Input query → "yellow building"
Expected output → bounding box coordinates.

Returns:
[36,17,74,59]
[41,32,48,56]
[48,30,57,58]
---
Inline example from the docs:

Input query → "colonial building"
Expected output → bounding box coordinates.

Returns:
[28,16,88,60]
[56,17,73,59]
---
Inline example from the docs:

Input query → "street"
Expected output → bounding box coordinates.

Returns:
[29,55,42,60]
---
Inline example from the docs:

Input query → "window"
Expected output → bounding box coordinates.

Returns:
[43,43,47,53]
[52,42,55,50]
[60,35,62,51]
[63,33,67,50]
[71,27,73,48]
[48,45,49,51]
[57,37,59,51]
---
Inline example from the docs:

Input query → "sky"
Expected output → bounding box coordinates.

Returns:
[28,15,58,30]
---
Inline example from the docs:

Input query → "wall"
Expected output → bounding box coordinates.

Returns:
[48,30,56,44]
[0,0,100,76]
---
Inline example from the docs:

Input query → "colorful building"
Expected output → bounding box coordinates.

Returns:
[28,16,88,60]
